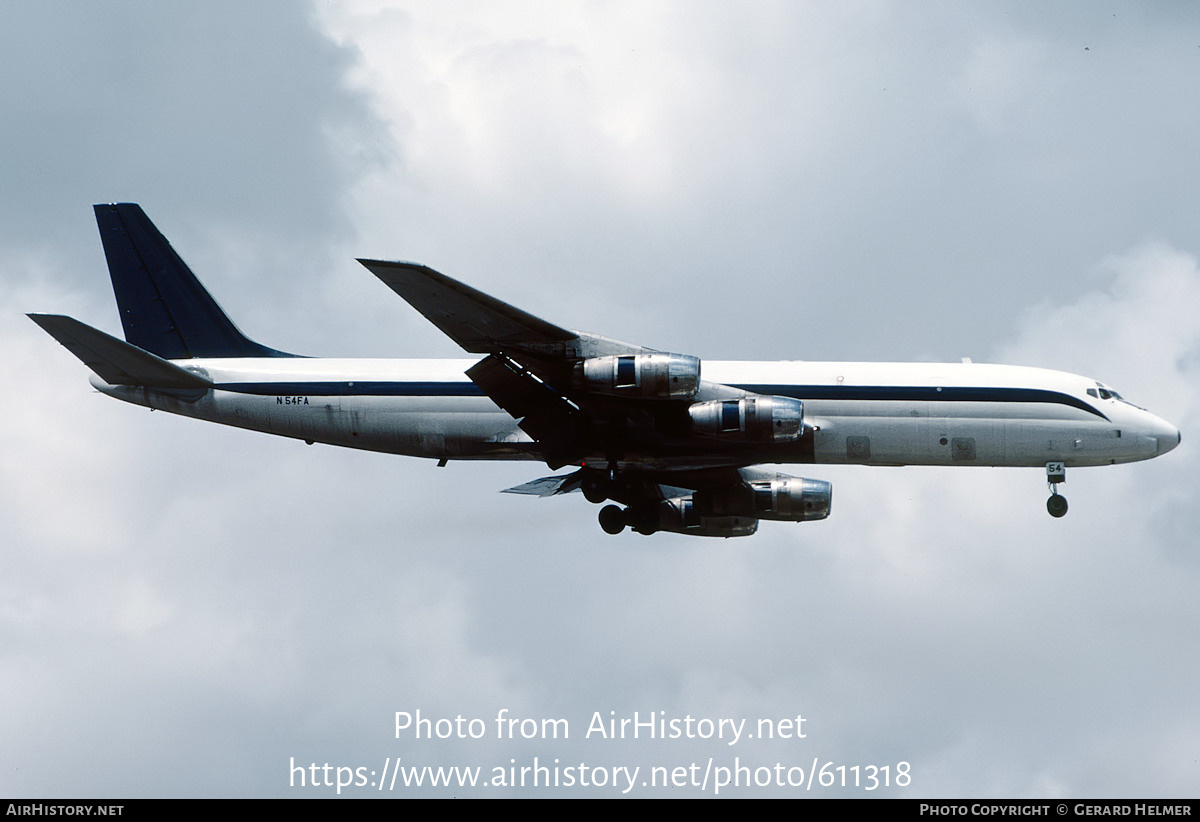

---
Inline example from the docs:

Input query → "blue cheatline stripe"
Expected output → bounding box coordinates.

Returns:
[214,381,486,397]
[733,384,1108,419]
[212,379,1108,418]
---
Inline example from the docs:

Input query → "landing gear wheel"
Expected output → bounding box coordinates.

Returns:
[1045,462,1068,518]
[582,478,609,504]
[628,505,659,536]
[598,504,627,534]
[1047,493,1068,518]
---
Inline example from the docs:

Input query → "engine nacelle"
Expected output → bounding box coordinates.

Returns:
[749,477,831,521]
[694,477,832,522]
[573,353,700,400]
[647,497,758,538]
[688,396,804,442]
[606,477,830,537]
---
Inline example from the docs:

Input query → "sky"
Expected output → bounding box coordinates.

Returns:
[2,0,1198,798]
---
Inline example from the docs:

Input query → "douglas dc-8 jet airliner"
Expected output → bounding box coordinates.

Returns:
[30,204,1181,537]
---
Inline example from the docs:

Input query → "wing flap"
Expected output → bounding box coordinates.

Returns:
[501,470,584,497]
[466,354,586,468]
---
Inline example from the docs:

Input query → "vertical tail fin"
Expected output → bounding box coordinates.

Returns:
[94,203,295,359]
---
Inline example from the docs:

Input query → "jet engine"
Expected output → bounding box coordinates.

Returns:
[653,497,759,537]
[688,396,805,442]
[573,353,700,400]
[599,498,758,538]
[597,476,831,537]
[701,477,833,522]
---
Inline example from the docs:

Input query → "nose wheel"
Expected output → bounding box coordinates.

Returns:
[1046,493,1068,517]
[1046,462,1068,518]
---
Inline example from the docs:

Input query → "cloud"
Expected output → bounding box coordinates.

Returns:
[1001,243,1200,424]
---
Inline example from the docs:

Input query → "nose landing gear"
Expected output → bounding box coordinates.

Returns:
[1046,462,1068,518]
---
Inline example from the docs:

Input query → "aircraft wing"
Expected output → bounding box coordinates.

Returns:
[360,259,829,536]
[358,259,649,361]
[358,260,575,354]
[359,258,771,465]
[361,259,681,468]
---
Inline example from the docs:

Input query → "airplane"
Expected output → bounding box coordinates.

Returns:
[29,204,1181,537]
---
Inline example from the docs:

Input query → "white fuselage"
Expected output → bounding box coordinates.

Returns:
[91,358,1181,470]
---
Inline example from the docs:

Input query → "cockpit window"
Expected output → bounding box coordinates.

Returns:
[1092,381,1138,408]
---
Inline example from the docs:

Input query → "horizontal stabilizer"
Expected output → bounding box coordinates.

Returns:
[28,314,213,389]
[501,471,584,497]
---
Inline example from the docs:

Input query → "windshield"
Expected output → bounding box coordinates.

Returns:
[1087,382,1143,409]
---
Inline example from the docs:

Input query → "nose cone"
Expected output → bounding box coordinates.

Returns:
[1150,416,1181,457]
[1158,426,1181,456]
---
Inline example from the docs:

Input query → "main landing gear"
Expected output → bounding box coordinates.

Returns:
[587,466,657,535]
[1046,461,1068,518]
[581,460,620,505]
